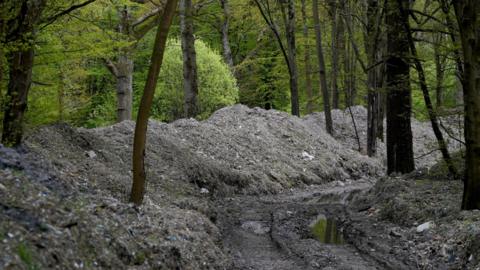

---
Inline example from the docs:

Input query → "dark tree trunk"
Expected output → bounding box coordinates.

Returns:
[301,0,314,114]
[283,0,300,116]
[343,39,352,107]
[377,36,387,142]
[131,0,178,205]
[365,0,382,157]
[385,0,414,174]
[220,0,234,68]
[2,48,34,146]
[1,0,46,147]
[334,12,345,110]
[313,0,333,134]
[398,1,458,179]
[434,38,446,109]
[329,0,340,110]
[454,0,480,210]
[180,0,199,118]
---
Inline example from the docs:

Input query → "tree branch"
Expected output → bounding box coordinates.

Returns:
[42,0,97,28]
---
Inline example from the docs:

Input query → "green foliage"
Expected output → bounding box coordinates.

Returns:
[0,0,465,133]
[151,39,239,122]
[17,242,39,270]
[82,38,238,125]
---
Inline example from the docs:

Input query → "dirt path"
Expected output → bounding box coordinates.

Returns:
[216,180,384,270]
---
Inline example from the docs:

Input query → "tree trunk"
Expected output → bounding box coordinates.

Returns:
[301,0,314,114]
[453,0,480,210]
[385,0,414,174]
[180,0,199,119]
[2,48,34,146]
[220,0,234,68]
[343,37,352,108]
[283,0,300,117]
[365,0,381,157]
[130,0,178,205]
[377,37,387,142]
[329,0,340,110]
[312,0,333,134]
[116,53,134,122]
[334,12,345,110]
[398,1,458,179]
[434,39,446,109]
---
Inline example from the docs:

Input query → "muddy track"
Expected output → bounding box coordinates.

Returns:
[216,181,384,270]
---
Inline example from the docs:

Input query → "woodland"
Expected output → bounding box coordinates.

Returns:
[0,0,480,269]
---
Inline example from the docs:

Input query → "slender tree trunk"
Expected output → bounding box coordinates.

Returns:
[283,0,300,116]
[180,0,199,118]
[312,0,333,134]
[454,0,480,210]
[398,2,458,179]
[329,0,340,110]
[385,0,414,174]
[301,0,314,114]
[130,0,178,205]
[220,0,234,68]
[377,36,387,142]
[366,0,381,157]
[434,38,446,109]
[335,12,345,110]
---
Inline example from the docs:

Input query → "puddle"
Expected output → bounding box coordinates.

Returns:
[311,215,344,244]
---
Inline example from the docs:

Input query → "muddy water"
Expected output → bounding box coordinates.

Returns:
[311,216,345,244]
[216,181,383,270]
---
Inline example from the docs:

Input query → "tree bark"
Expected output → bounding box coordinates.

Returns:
[334,11,345,110]
[283,0,300,117]
[2,49,35,146]
[433,36,446,109]
[365,0,381,157]
[398,1,458,179]
[329,0,340,110]
[312,0,333,134]
[385,0,414,174]
[453,0,480,210]
[301,0,314,114]
[116,53,134,122]
[220,0,234,68]
[180,0,199,118]
[1,0,46,147]
[130,0,178,205]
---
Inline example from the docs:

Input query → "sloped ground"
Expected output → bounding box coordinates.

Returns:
[345,174,480,270]
[0,104,477,270]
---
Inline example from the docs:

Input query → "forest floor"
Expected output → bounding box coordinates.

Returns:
[1,105,479,269]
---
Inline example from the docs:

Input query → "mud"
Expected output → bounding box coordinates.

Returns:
[216,180,381,270]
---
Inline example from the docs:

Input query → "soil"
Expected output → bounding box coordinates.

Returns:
[1,105,478,270]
